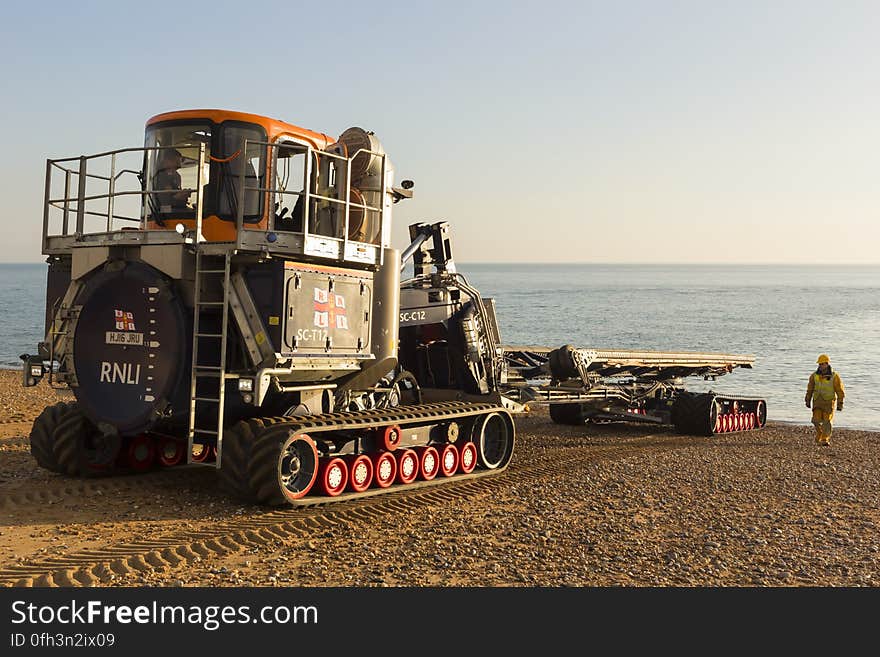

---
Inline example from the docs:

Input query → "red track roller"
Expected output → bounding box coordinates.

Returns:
[128,434,155,471]
[713,414,722,434]
[190,442,213,463]
[371,451,397,489]
[344,454,374,492]
[318,457,348,496]
[458,442,477,474]
[380,424,402,452]
[415,445,440,481]
[748,412,756,430]
[395,448,418,485]
[439,443,459,477]
[158,436,185,467]
[734,414,742,432]
[722,414,730,433]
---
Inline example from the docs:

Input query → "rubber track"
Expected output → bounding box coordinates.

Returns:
[222,401,511,506]
[0,432,693,587]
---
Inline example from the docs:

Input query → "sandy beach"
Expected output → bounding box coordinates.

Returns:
[0,368,877,587]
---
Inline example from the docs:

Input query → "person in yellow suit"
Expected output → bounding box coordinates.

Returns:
[805,354,845,445]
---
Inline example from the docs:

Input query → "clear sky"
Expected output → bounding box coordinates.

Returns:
[0,0,877,263]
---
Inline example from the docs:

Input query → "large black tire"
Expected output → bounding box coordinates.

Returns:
[549,403,588,426]
[219,418,265,504]
[248,425,320,505]
[29,402,72,473]
[672,393,718,437]
[52,403,120,477]
[220,417,314,505]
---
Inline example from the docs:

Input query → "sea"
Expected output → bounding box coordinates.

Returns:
[1,262,878,430]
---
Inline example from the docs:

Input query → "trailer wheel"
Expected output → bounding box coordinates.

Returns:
[549,403,587,426]
[473,412,515,470]
[29,402,71,473]
[52,403,121,476]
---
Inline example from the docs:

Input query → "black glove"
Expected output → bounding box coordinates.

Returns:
[805,400,811,408]
[837,403,843,411]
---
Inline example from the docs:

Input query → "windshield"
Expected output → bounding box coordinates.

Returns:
[143,123,211,222]
[216,123,266,223]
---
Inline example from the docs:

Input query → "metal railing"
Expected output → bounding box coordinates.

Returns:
[41,138,389,267]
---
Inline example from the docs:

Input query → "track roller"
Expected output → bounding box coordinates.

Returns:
[439,443,459,477]
[344,454,374,492]
[379,424,402,451]
[127,434,156,471]
[318,457,349,496]
[191,443,213,463]
[371,451,397,488]
[395,448,419,484]
[158,436,185,467]
[415,445,439,481]
[458,442,477,474]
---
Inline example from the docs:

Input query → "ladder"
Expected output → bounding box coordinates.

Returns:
[187,248,231,467]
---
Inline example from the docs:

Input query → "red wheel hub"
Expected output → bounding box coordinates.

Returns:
[190,442,213,463]
[127,434,156,471]
[439,444,459,477]
[371,451,397,489]
[458,442,477,474]
[415,446,440,481]
[344,454,374,493]
[157,436,185,467]
[395,449,418,484]
[380,424,402,452]
[318,457,349,497]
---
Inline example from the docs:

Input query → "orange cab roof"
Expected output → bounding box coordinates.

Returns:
[145,109,335,150]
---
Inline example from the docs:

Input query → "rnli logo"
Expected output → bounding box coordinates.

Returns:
[313,288,348,330]
[114,309,136,331]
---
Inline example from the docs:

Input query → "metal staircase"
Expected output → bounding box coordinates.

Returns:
[187,249,231,467]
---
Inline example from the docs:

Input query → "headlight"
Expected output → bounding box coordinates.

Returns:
[238,378,253,392]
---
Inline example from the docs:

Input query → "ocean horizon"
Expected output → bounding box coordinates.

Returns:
[2,262,878,430]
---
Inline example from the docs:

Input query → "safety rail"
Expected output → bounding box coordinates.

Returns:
[230,138,387,266]
[41,139,389,267]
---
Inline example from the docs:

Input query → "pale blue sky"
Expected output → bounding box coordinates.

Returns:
[0,0,877,263]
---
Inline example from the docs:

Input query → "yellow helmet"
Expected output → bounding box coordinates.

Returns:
[817,354,830,364]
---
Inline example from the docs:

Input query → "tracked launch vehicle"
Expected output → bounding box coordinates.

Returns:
[22,109,765,506]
